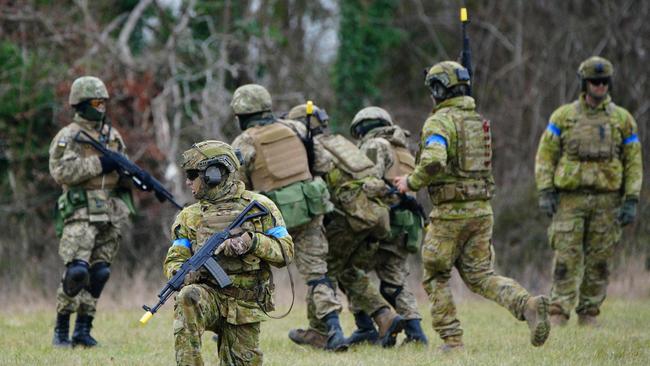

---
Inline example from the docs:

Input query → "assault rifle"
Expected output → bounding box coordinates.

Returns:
[74,130,182,210]
[387,186,427,221]
[460,7,473,95]
[140,200,269,324]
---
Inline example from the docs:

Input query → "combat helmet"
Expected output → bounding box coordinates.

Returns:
[350,106,393,139]
[287,103,330,132]
[424,61,470,100]
[230,84,272,115]
[182,140,241,189]
[69,76,109,106]
[577,56,613,91]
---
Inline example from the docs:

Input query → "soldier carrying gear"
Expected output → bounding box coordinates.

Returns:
[49,76,133,348]
[535,56,642,327]
[346,106,428,346]
[394,60,551,351]
[166,140,294,365]
[230,86,348,351]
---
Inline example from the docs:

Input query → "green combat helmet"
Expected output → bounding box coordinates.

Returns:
[287,103,330,132]
[424,61,470,101]
[577,56,613,91]
[230,84,272,115]
[350,106,393,139]
[69,76,109,106]
[181,140,240,174]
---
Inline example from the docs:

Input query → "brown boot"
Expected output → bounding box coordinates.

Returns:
[288,328,329,349]
[549,314,568,326]
[577,314,599,327]
[372,307,404,348]
[438,336,464,352]
[524,295,551,347]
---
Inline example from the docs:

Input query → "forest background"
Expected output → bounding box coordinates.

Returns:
[1,0,648,306]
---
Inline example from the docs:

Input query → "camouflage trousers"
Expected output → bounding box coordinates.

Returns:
[422,214,530,340]
[56,218,124,316]
[548,192,622,318]
[290,215,342,333]
[350,235,421,320]
[325,214,390,325]
[174,284,262,366]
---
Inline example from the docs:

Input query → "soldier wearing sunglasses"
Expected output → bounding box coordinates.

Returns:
[535,56,643,327]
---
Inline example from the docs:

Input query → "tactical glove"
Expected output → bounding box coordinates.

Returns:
[215,232,254,257]
[617,198,638,226]
[99,155,118,174]
[538,189,558,217]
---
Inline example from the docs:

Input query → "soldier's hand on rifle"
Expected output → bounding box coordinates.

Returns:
[393,175,411,194]
[99,155,118,174]
[215,231,253,257]
[183,270,202,286]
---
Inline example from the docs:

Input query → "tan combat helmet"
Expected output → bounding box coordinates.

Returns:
[350,106,393,139]
[230,84,272,115]
[424,61,470,100]
[69,76,109,106]
[287,103,329,131]
[181,140,240,173]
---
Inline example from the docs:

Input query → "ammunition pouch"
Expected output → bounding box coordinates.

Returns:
[390,209,423,254]
[265,179,331,229]
[220,281,275,312]
[566,115,617,162]
[428,179,494,204]
[55,188,88,237]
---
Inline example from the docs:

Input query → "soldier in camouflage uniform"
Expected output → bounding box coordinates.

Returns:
[165,140,294,366]
[345,106,428,345]
[49,76,133,347]
[535,56,643,327]
[229,85,347,351]
[286,104,405,348]
[394,61,550,350]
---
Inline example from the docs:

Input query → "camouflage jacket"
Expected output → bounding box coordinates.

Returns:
[535,93,642,200]
[407,96,493,219]
[164,181,294,324]
[358,125,409,181]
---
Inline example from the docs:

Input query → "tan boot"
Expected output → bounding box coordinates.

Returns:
[438,336,464,352]
[288,328,329,349]
[549,314,568,327]
[523,295,551,347]
[372,307,404,348]
[577,314,599,327]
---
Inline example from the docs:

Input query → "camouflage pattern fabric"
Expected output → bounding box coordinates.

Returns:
[165,180,294,365]
[49,115,130,317]
[422,215,530,339]
[231,116,340,334]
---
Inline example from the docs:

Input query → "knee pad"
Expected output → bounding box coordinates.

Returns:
[87,262,111,298]
[306,276,335,291]
[379,281,402,308]
[62,260,90,297]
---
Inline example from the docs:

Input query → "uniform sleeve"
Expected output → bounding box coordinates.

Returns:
[534,108,564,192]
[407,116,449,191]
[619,109,643,199]
[360,138,392,180]
[163,209,195,279]
[249,199,294,267]
[49,128,103,186]
[231,133,256,190]
[311,137,334,175]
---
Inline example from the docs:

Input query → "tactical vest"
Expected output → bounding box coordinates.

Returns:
[385,144,416,181]
[565,102,619,162]
[248,122,312,192]
[319,134,375,180]
[70,122,122,190]
[428,111,495,204]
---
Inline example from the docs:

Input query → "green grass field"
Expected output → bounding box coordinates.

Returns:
[2,299,649,366]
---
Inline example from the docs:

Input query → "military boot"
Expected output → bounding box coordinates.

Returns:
[346,311,379,346]
[288,328,329,349]
[323,312,348,352]
[372,307,404,348]
[403,319,428,345]
[548,303,568,327]
[71,315,98,347]
[52,312,71,347]
[524,295,551,347]
[438,335,464,352]
[577,314,599,327]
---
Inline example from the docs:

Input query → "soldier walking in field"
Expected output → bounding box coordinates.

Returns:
[394,61,551,351]
[535,56,643,327]
[165,140,294,365]
[230,85,348,351]
[49,76,134,347]
[344,106,428,346]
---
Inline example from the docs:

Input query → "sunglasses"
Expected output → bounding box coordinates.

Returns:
[186,170,200,181]
[587,78,609,86]
[89,99,106,108]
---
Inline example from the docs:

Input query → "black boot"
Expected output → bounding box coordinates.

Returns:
[323,312,348,352]
[52,312,72,347]
[72,315,98,347]
[346,311,379,346]
[403,319,428,345]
